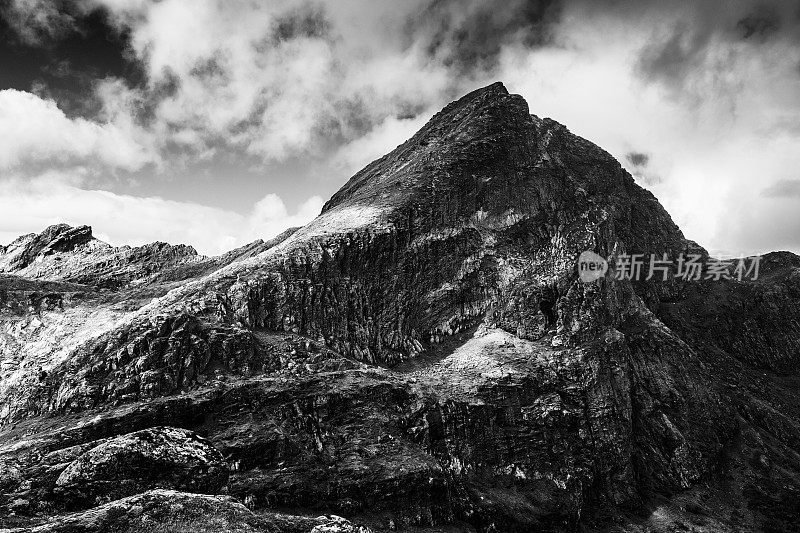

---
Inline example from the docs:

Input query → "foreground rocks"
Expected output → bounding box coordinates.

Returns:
[0,490,372,533]
[53,427,228,508]
[1,83,800,532]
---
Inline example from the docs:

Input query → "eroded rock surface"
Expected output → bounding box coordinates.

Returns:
[1,83,799,532]
[0,489,372,533]
[53,426,228,508]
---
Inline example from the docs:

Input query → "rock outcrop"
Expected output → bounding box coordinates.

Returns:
[1,490,372,533]
[0,223,199,287]
[1,83,799,532]
[53,426,228,508]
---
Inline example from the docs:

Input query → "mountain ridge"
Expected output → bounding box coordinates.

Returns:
[1,82,800,532]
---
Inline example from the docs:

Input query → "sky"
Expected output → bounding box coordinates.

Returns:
[1,0,799,256]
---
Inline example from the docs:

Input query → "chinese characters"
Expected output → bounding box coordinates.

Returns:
[610,253,760,281]
[577,251,762,283]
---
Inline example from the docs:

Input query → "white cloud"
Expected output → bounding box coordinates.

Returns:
[87,0,458,163]
[0,89,155,172]
[247,193,324,241]
[0,175,322,256]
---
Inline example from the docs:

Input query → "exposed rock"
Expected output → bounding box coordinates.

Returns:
[0,459,22,493]
[310,515,372,533]
[0,82,799,532]
[0,489,372,533]
[0,226,199,290]
[0,224,95,271]
[53,427,228,508]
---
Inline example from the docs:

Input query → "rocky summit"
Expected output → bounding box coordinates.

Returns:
[1,82,800,532]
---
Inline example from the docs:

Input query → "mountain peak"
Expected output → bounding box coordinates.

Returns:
[0,223,95,271]
[318,81,686,261]
[320,81,528,216]
[439,80,510,109]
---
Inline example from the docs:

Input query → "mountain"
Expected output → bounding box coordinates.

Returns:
[1,82,800,533]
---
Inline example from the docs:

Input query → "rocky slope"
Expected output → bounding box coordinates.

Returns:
[1,82,799,532]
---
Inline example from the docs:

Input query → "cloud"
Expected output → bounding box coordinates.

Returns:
[737,6,782,42]
[1,0,77,46]
[762,179,800,198]
[628,1,800,98]
[247,194,324,242]
[636,26,713,91]
[0,174,322,255]
[405,0,561,72]
[77,0,564,166]
[624,151,661,185]
[714,188,800,256]
[0,0,565,168]
[626,152,650,167]
[0,89,155,172]
[81,0,459,164]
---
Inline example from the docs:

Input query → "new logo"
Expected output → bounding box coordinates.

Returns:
[577,250,608,283]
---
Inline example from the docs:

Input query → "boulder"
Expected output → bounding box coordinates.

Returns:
[0,459,22,493]
[53,427,228,508]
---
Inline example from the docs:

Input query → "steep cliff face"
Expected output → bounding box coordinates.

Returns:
[1,83,799,532]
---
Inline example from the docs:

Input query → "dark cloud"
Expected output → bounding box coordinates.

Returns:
[636,26,712,90]
[737,7,781,41]
[761,179,800,198]
[624,151,660,185]
[634,0,800,95]
[313,94,376,146]
[626,151,650,167]
[0,0,77,46]
[189,57,228,82]
[271,3,331,43]
[0,2,142,117]
[133,68,181,127]
[405,0,562,72]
